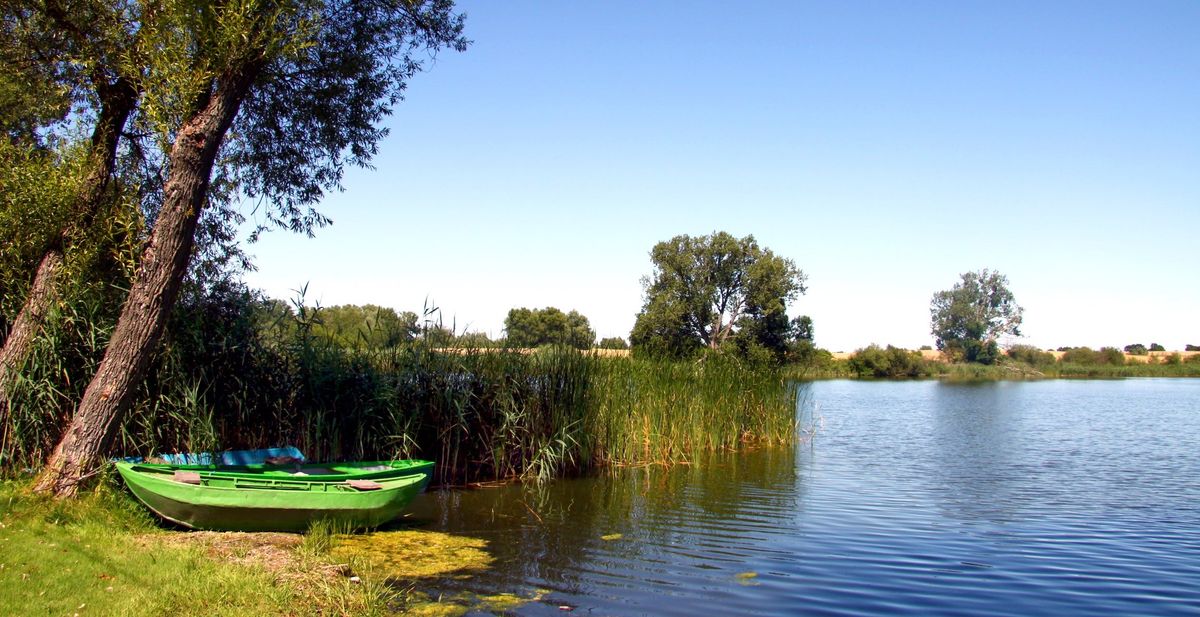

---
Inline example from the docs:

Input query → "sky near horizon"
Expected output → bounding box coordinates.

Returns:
[240,0,1199,352]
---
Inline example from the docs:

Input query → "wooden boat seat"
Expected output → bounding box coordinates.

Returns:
[174,471,202,485]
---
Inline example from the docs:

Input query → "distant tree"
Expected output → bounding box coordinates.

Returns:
[1007,344,1056,367]
[930,269,1022,364]
[313,305,419,349]
[770,314,815,363]
[598,337,628,350]
[631,232,806,360]
[1149,343,1166,352]
[848,345,930,378]
[1187,344,1200,352]
[918,345,933,351]
[422,325,456,347]
[1123,344,1148,355]
[1060,346,1124,366]
[453,331,496,348]
[792,315,814,343]
[504,307,595,350]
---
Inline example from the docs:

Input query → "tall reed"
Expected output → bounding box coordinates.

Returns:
[2,285,800,485]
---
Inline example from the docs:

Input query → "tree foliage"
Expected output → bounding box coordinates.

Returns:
[631,232,806,360]
[504,307,595,350]
[930,269,1022,364]
[311,304,419,349]
[20,0,468,496]
[1059,346,1124,366]
[598,337,628,350]
[1123,343,1148,355]
[848,345,931,378]
[1006,344,1056,367]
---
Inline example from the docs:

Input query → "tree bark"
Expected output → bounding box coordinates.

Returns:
[0,250,64,428]
[34,66,260,497]
[0,77,136,437]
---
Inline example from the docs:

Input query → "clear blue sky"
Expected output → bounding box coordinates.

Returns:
[242,0,1199,351]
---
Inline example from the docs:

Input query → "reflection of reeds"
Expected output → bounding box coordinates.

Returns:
[2,293,799,486]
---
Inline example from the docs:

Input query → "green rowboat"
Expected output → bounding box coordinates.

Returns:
[114,461,431,532]
[133,458,434,483]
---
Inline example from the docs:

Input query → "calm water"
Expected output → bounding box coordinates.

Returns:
[404,379,1200,615]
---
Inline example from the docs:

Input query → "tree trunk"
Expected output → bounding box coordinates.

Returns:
[0,250,64,428]
[34,66,259,497]
[0,78,136,437]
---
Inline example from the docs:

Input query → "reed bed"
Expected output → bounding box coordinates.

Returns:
[1,287,800,485]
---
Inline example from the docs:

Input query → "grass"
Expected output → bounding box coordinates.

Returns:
[0,476,395,616]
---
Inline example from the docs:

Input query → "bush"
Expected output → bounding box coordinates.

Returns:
[1123,343,1148,355]
[848,345,930,378]
[1006,345,1056,367]
[1059,346,1125,366]
[1165,353,1182,365]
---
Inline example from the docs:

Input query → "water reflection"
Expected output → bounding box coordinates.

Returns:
[928,382,1027,523]
[404,446,801,611]
[392,380,1200,616]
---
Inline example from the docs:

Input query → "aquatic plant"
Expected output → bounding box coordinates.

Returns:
[2,286,800,485]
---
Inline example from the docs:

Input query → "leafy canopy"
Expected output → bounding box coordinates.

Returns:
[504,307,595,350]
[930,269,1023,363]
[631,232,806,360]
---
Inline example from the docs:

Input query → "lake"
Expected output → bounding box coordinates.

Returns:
[402,379,1200,615]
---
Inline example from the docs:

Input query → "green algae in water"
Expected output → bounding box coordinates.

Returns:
[404,589,549,616]
[600,533,623,541]
[330,530,493,580]
[736,571,760,586]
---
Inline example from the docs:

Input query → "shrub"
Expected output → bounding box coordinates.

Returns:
[1098,347,1125,365]
[1059,347,1124,366]
[1165,353,1182,365]
[1006,345,1056,367]
[848,345,930,378]
[1123,344,1148,355]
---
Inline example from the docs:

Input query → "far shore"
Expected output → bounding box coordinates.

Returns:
[830,349,1200,364]
[432,347,1200,365]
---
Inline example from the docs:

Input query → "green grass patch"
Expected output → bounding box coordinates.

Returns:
[0,478,393,616]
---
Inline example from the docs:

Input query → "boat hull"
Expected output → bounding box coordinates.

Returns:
[115,462,431,532]
[133,459,435,483]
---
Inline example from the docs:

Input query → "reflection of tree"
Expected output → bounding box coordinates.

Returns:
[927,382,1028,523]
[405,447,802,601]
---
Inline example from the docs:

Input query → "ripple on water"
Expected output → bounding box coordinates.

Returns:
[398,380,1200,616]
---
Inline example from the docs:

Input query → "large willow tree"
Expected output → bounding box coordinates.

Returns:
[27,0,467,497]
[0,0,140,432]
